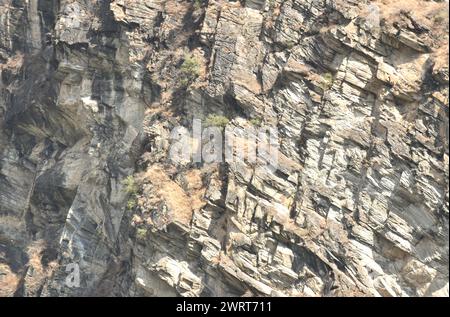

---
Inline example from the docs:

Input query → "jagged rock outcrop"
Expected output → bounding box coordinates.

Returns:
[0,0,448,297]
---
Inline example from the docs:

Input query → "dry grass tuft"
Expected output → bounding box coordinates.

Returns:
[0,264,19,297]
[142,165,207,226]
[0,53,24,72]
[369,0,449,68]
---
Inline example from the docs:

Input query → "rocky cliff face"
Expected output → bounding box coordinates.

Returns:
[0,0,448,297]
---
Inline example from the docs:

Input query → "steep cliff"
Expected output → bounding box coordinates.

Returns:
[0,0,448,297]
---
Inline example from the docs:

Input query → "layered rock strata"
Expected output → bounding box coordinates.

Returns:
[0,0,448,297]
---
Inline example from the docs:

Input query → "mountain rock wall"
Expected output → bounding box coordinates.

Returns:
[0,0,448,297]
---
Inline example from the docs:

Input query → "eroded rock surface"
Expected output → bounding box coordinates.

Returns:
[0,0,448,297]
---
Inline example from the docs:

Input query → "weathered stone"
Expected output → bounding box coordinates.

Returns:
[0,0,448,298]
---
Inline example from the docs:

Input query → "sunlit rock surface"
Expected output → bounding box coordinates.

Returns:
[0,0,448,297]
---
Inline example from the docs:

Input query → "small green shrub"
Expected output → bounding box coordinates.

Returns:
[136,228,148,241]
[127,198,137,210]
[250,117,262,127]
[194,0,202,10]
[320,72,334,91]
[204,114,230,128]
[123,175,138,196]
[286,41,296,49]
[180,53,201,86]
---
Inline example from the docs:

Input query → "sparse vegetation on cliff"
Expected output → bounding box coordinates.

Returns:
[369,0,449,68]
[180,53,201,86]
[320,72,334,91]
[204,114,230,128]
[193,0,202,10]
[136,228,148,241]
[123,175,139,211]
[123,175,139,196]
[250,117,263,127]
